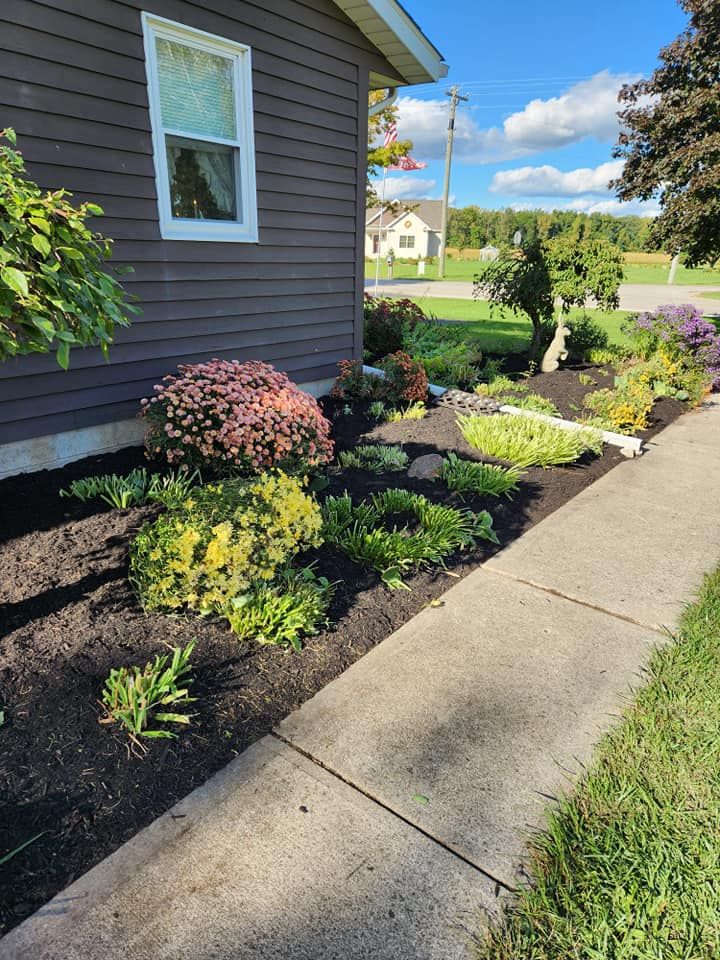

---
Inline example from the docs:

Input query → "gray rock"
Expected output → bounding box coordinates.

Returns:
[407,453,445,480]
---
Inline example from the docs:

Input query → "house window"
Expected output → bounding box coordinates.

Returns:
[399,235,415,249]
[142,13,258,242]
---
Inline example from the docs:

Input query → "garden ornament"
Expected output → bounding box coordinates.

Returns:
[541,321,570,373]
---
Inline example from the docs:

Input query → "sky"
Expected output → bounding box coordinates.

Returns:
[374,0,689,217]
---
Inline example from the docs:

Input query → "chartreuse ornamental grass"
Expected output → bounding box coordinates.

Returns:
[479,565,720,960]
[458,414,602,468]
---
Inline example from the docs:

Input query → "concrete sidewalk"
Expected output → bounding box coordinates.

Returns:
[2,401,719,960]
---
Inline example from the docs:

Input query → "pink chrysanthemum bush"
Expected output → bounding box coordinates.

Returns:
[141,359,334,474]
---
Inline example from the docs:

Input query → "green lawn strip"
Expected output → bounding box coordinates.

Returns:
[699,290,720,300]
[394,297,632,355]
[365,260,720,285]
[478,564,720,960]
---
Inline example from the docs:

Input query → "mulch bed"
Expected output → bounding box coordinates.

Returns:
[0,366,685,934]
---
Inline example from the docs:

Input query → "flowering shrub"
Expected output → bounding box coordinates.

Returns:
[378,351,428,404]
[130,472,323,614]
[623,304,720,390]
[141,359,333,473]
[583,382,654,433]
[363,294,426,359]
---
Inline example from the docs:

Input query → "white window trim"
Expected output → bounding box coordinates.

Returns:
[141,12,258,243]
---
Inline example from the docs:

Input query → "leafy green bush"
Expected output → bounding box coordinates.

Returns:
[100,642,196,744]
[0,128,137,367]
[338,444,408,473]
[403,321,483,388]
[475,376,529,398]
[439,453,522,499]
[583,382,654,432]
[225,567,333,651]
[322,488,498,589]
[565,312,610,361]
[457,413,602,468]
[385,401,427,422]
[500,393,560,417]
[60,467,200,509]
[130,473,322,615]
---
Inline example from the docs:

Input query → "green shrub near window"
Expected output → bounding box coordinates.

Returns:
[0,128,138,368]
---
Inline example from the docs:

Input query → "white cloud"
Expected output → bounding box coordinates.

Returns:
[370,176,437,200]
[396,71,639,163]
[490,160,624,197]
[506,197,660,217]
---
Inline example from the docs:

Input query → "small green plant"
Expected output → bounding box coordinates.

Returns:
[457,413,602,468]
[385,401,426,422]
[100,641,196,744]
[0,128,138,367]
[478,358,505,383]
[403,321,483,388]
[322,488,498,589]
[338,444,408,473]
[475,376,529,397]
[368,400,387,419]
[225,567,333,651]
[500,393,560,417]
[578,372,597,386]
[0,831,46,867]
[440,453,522,499]
[60,468,201,509]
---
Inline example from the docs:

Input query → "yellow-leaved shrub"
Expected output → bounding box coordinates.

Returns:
[130,472,322,614]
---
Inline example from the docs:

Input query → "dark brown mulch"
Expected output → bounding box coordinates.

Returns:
[0,372,684,934]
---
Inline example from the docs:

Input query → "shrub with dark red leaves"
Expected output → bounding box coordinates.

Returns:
[140,359,334,474]
[363,294,427,360]
[378,351,429,404]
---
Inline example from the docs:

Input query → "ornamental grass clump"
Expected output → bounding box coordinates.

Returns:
[130,472,323,615]
[322,488,498,589]
[458,413,602,468]
[141,359,333,474]
[338,444,408,474]
[440,453,522,499]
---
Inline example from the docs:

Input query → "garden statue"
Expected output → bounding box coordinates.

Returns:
[541,321,570,373]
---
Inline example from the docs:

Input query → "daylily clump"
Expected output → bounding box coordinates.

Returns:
[140,359,334,473]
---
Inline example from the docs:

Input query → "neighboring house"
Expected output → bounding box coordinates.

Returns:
[0,1,445,477]
[365,199,442,260]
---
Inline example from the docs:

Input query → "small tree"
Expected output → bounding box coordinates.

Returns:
[0,128,138,368]
[475,241,554,362]
[475,237,623,362]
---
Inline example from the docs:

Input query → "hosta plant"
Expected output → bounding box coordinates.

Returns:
[0,128,138,368]
[322,488,498,589]
[440,453,522,499]
[141,359,333,474]
[100,641,196,745]
[458,413,602,468]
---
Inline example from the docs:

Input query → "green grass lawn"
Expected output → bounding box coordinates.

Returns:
[403,296,631,355]
[365,259,720,285]
[479,564,720,960]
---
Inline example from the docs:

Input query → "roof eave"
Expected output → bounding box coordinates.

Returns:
[334,0,448,86]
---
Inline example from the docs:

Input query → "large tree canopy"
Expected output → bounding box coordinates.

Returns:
[612,0,720,264]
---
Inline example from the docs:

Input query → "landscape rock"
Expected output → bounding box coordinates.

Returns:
[407,453,445,480]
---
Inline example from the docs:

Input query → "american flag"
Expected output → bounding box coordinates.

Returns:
[383,121,397,147]
[389,155,427,171]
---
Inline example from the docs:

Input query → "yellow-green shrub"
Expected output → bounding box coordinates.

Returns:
[583,381,654,432]
[130,473,322,614]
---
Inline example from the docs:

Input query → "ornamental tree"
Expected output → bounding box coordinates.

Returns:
[612,0,720,264]
[0,128,138,368]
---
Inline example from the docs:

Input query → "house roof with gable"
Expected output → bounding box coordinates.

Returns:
[366,199,442,232]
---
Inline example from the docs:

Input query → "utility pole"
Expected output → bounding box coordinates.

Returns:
[438,85,468,280]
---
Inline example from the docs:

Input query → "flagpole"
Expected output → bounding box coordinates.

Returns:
[374,165,387,296]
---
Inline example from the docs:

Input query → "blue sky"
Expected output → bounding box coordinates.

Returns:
[375,0,688,216]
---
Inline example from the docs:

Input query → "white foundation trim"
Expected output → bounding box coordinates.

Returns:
[0,376,336,480]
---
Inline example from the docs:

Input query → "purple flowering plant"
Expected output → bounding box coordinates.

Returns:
[623,304,720,390]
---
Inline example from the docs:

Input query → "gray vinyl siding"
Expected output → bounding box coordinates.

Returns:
[0,0,397,445]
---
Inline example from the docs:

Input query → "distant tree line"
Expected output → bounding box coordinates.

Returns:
[447,207,656,253]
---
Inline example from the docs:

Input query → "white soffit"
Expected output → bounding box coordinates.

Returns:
[335,0,447,86]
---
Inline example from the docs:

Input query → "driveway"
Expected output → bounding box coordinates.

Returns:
[365,278,720,315]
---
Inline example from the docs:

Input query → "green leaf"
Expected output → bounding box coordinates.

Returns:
[56,339,70,370]
[31,233,51,257]
[29,216,51,235]
[84,202,104,217]
[1,266,29,297]
[3,127,17,146]
[412,794,430,806]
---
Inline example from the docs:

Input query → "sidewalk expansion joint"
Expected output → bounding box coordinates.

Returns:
[482,565,669,638]
[272,730,517,896]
